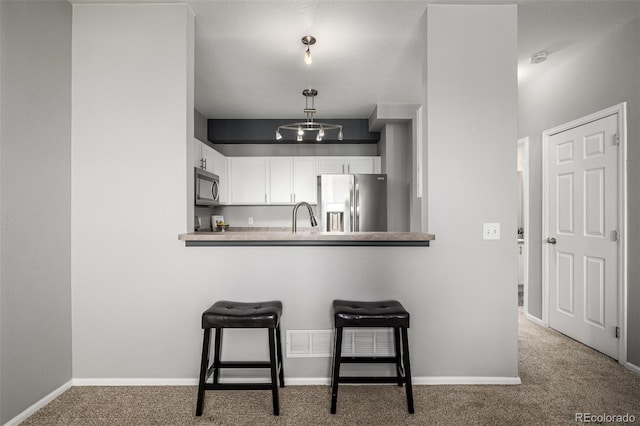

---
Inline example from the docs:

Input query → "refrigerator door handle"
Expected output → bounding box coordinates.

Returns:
[349,184,355,232]
[354,183,360,232]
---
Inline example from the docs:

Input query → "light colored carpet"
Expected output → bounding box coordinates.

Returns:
[22,308,640,425]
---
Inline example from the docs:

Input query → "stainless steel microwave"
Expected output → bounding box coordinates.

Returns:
[195,168,220,206]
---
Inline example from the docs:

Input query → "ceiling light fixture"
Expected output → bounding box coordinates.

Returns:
[302,35,316,65]
[530,50,548,64]
[275,89,343,143]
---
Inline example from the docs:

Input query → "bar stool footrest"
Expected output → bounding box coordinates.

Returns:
[204,383,274,391]
[338,376,407,384]
[339,356,398,364]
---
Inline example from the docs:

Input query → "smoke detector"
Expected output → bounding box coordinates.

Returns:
[530,50,548,64]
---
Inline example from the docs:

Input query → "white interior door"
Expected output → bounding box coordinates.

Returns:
[546,113,619,359]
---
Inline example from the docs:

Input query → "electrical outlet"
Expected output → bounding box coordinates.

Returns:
[248,217,254,225]
[483,223,501,240]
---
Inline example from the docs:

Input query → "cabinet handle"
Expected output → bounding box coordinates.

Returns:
[204,158,207,169]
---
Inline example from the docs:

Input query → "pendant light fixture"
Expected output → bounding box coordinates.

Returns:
[302,35,316,65]
[275,89,343,143]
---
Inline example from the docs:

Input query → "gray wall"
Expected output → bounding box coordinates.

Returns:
[518,16,640,365]
[0,1,72,423]
[69,3,519,383]
[426,4,519,376]
[380,123,411,231]
[194,109,208,142]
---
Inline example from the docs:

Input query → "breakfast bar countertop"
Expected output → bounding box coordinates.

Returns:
[178,229,435,247]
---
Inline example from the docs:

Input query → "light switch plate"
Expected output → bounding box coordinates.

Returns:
[483,223,501,240]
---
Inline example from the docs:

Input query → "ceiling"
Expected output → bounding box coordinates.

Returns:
[190,0,427,119]
[75,0,640,120]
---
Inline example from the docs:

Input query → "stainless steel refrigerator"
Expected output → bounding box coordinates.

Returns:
[317,174,387,232]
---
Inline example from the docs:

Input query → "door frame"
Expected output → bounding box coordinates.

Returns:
[518,137,531,320]
[542,103,627,365]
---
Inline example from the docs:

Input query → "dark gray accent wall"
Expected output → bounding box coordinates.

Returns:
[212,143,378,157]
[0,1,72,423]
[519,16,640,365]
[208,119,380,144]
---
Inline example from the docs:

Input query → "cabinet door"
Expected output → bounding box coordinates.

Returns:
[270,157,293,204]
[293,157,317,204]
[201,143,216,172]
[345,157,380,174]
[316,157,345,174]
[212,149,228,204]
[193,139,203,169]
[228,157,269,204]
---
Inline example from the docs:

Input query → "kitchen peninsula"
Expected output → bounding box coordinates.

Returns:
[179,230,435,246]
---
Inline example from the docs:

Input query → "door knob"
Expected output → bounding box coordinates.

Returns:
[546,237,557,244]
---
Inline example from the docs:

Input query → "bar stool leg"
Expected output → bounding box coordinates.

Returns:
[393,327,403,386]
[276,324,285,387]
[268,327,280,415]
[196,328,211,416]
[212,328,223,384]
[330,327,344,414]
[401,327,415,414]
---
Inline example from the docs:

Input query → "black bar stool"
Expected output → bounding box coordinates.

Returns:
[330,299,414,414]
[195,300,284,416]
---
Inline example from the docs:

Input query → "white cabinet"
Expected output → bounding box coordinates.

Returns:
[270,157,293,204]
[193,139,215,172]
[269,157,317,204]
[225,155,379,205]
[212,150,228,204]
[194,138,228,204]
[316,156,381,174]
[316,157,347,174]
[346,156,381,174]
[228,157,269,204]
[292,157,317,204]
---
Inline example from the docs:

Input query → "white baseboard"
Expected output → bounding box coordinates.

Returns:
[525,312,546,326]
[4,380,72,426]
[71,376,521,386]
[625,362,640,375]
[414,376,521,385]
[282,377,330,385]
[73,378,198,386]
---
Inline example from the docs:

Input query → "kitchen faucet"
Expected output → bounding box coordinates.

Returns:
[292,201,318,233]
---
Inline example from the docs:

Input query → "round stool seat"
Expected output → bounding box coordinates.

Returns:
[202,300,282,329]
[333,299,409,328]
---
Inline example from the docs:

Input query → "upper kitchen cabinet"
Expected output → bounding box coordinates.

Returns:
[269,157,317,204]
[292,157,317,204]
[269,157,293,204]
[316,157,346,174]
[228,157,269,204]
[193,138,215,172]
[346,156,381,174]
[211,149,228,204]
[316,156,381,174]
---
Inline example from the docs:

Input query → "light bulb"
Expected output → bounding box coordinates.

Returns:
[338,128,343,141]
[275,129,282,140]
[316,133,323,142]
[297,134,303,142]
[318,126,325,137]
[304,48,312,65]
[297,126,304,136]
